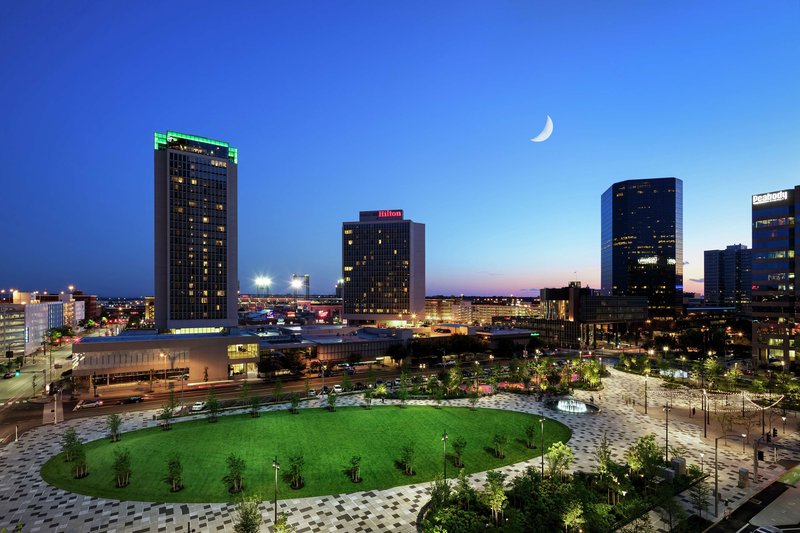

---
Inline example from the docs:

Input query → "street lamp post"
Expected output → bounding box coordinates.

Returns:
[664,403,671,462]
[599,356,603,386]
[742,433,747,455]
[441,430,448,480]
[644,374,649,414]
[715,434,747,517]
[700,452,704,474]
[703,389,708,439]
[540,413,545,477]
[272,456,280,525]
[783,416,787,434]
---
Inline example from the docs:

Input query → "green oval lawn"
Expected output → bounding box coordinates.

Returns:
[41,406,571,502]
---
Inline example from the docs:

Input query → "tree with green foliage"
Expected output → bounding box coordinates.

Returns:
[349,455,362,483]
[562,500,585,533]
[304,377,311,398]
[289,392,300,414]
[689,480,711,519]
[398,386,409,408]
[594,431,612,478]
[233,495,263,533]
[112,447,132,487]
[158,402,174,430]
[428,474,452,514]
[492,433,507,458]
[454,469,477,511]
[468,391,479,410]
[207,387,220,423]
[446,365,462,394]
[525,424,537,449]
[72,441,88,478]
[375,383,388,403]
[239,381,251,408]
[249,394,260,418]
[545,441,574,480]
[625,433,663,480]
[274,512,295,533]
[106,413,123,442]
[165,453,183,492]
[482,470,508,525]
[273,378,284,401]
[62,427,80,462]
[32,373,38,396]
[400,442,415,475]
[327,392,337,412]
[224,453,246,493]
[433,385,444,408]
[341,373,352,391]
[287,454,305,489]
[452,436,467,467]
[363,388,373,409]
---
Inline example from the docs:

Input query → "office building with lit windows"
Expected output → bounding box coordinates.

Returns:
[751,188,799,370]
[154,131,239,331]
[704,244,751,311]
[601,177,683,320]
[342,210,425,324]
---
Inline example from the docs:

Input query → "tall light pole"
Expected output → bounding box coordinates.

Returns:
[664,403,671,462]
[702,389,708,439]
[160,352,167,388]
[441,430,448,480]
[715,434,747,517]
[783,415,787,434]
[644,374,649,414]
[540,413,545,477]
[272,456,280,525]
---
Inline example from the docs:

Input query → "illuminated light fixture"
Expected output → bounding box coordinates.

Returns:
[154,131,238,164]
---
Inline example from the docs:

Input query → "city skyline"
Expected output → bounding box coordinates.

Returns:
[2,2,798,297]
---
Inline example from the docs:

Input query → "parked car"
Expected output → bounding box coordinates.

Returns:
[322,385,329,394]
[394,378,401,386]
[308,389,317,397]
[117,396,143,404]
[333,384,343,393]
[355,382,364,390]
[3,372,14,379]
[190,401,206,412]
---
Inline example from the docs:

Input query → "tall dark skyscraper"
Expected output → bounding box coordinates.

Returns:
[342,210,425,324]
[154,131,239,331]
[601,177,683,320]
[704,244,751,310]
[751,188,797,370]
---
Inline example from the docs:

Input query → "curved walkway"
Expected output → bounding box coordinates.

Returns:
[0,369,797,532]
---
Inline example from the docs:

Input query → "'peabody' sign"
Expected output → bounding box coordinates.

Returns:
[752,191,789,205]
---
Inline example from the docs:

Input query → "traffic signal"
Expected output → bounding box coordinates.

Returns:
[773,428,778,437]
[766,433,771,443]
[14,370,20,377]
[758,450,765,461]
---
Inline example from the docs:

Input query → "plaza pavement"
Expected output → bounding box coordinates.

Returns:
[0,368,798,532]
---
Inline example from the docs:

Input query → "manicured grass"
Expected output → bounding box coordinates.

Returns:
[41,406,570,502]
[779,465,800,486]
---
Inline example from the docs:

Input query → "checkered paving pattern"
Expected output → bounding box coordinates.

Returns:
[0,369,797,532]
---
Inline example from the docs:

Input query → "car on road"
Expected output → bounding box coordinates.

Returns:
[191,401,206,412]
[333,384,343,393]
[394,378,401,386]
[3,372,14,379]
[308,389,317,397]
[74,399,103,410]
[322,385,330,394]
[755,527,783,533]
[117,396,143,404]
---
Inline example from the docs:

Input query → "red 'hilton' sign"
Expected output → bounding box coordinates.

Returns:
[378,210,403,218]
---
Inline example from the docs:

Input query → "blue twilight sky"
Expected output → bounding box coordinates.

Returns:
[1,1,798,297]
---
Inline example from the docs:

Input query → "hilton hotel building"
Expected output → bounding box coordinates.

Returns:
[342,210,425,325]
[751,188,799,371]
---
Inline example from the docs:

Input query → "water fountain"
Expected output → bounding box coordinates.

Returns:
[546,395,599,414]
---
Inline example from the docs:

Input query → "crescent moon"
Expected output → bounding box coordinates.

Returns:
[530,115,553,142]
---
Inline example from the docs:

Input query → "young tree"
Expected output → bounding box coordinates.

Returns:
[454,469,477,511]
[468,391,479,410]
[400,442,415,475]
[625,433,662,480]
[233,496,263,533]
[398,387,409,408]
[524,424,537,449]
[375,383,388,403]
[239,381,251,408]
[482,470,508,525]
[492,433,507,458]
[249,394,260,418]
[290,392,300,414]
[349,455,362,483]
[363,388,373,409]
[273,378,284,401]
[287,454,305,489]
[61,427,80,462]
[32,374,38,396]
[304,377,311,398]
[106,413,123,443]
[273,512,295,533]
[433,385,444,409]
[327,392,338,412]
[341,373,352,392]
[562,500,585,533]
[545,441,575,480]
[594,431,612,478]
[112,447,132,487]
[452,436,467,467]
[165,453,183,492]
[158,402,174,430]
[224,453,246,493]
[429,474,452,514]
[207,387,220,423]
[72,441,89,479]
[447,365,462,394]
[689,480,712,519]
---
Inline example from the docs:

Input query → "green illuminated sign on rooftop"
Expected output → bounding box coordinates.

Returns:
[154,131,238,164]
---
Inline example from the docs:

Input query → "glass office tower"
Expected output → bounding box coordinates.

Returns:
[601,178,683,320]
[751,187,798,370]
[704,244,751,310]
[154,131,239,331]
[342,210,425,324]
